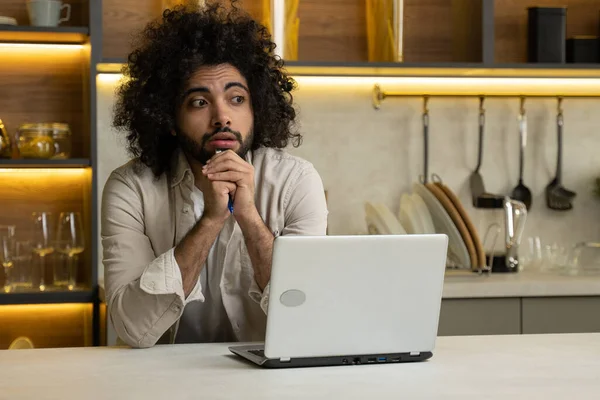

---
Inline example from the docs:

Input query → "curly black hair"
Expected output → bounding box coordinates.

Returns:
[112,1,301,177]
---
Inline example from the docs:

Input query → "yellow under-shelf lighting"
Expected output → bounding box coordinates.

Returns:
[97,73,125,85]
[97,64,600,98]
[0,43,83,50]
[0,302,91,315]
[0,168,88,177]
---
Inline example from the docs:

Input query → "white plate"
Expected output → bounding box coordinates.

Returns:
[365,202,406,235]
[0,16,17,26]
[399,193,424,234]
[409,192,436,234]
[412,183,470,268]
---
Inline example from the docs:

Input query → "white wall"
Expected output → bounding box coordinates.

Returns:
[97,76,131,281]
[96,75,600,278]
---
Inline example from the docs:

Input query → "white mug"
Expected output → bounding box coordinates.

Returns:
[27,0,71,27]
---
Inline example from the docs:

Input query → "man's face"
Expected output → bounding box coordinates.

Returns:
[175,63,254,165]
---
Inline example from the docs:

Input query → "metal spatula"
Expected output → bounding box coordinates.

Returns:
[470,97,504,209]
[511,97,532,210]
[546,97,576,211]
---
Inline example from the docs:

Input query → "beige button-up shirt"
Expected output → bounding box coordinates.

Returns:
[101,147,328,348]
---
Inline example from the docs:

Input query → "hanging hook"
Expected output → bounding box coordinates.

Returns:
[479,96,485,114]
[423,95,429,115]
[557,96,563,115]
[519,96,526,116]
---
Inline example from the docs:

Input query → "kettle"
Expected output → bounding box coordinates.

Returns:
[0,119,11,158]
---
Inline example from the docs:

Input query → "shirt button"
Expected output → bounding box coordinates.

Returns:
[172,304,182,313]
[183,206,189,213]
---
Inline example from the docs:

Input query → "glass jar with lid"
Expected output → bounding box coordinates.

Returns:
[17,123,71,159]
[48,123,72,159]
[0,119,12,158]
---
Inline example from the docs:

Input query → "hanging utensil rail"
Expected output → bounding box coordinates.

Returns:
[372,84,598,109]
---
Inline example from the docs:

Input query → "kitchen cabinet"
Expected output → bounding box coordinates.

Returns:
[438,298,521,336]
[522,297,600,334]
[0,303,93,349]
[438,296,600,337]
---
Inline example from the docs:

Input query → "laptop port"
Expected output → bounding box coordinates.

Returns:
[352,357,361,365]
[391,357,401,362]
[342,359,348,364]
[377,357,387,362]
[367,357,376,363]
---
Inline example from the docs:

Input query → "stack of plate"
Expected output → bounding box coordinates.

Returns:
[0,16,17,26]
[364,180,485,271]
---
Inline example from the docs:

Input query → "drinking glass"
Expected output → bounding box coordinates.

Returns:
[13,241,33,290]
[1,234,16,293]
[32,212,54,291]
[0,225,16,238]
[55,212,84,290]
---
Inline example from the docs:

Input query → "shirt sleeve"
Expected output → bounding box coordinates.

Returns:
[281,164,329,236]
[248,164,329,313]
[101,171,203,349]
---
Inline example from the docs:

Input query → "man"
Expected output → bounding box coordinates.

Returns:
[101,2,328,348]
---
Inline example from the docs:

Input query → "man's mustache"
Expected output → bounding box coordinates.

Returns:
[203,127,243,143]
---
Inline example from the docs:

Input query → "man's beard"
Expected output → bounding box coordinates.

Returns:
[176,126,253,165]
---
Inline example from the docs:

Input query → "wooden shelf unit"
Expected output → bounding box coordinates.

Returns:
[0,290,95,305]
[0,159,91,168]
[0,0,98,348]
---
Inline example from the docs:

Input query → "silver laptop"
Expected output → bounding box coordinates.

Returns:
[229,234,448,368]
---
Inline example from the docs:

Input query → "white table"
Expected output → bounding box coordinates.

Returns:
[1,333,599,399]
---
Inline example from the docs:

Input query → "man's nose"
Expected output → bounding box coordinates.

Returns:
[211,103,231,127]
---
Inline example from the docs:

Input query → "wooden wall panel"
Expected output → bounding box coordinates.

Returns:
[102,0,162,60]
[403,0,454,62]
[0,0,89,27]
[0,170,92,289]
[495,0,600,63]
[0,304,92,349]
[451,0,482,63]
[102,0,264,60]
[403,0,482,63]
[298,0,367,62]
[0,49,87,159]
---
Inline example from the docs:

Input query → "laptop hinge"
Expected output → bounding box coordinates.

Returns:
[279,357,291,363]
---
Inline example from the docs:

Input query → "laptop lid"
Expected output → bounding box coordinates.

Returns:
[263,234,448,360]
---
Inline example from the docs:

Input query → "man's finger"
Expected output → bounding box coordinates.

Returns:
[208,149,239,164]
[206,171,247,183]
[203,159,249,174]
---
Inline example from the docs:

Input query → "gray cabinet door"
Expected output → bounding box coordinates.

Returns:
[522,297,600,334]
[438,298,521,336]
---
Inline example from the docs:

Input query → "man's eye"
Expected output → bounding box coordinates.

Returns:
[191,99,207,107]
[232,96,245,104]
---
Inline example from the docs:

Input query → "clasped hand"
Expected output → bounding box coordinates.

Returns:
[199,150,255,223]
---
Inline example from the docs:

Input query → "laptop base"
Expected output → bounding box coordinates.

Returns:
[229,344,433,369]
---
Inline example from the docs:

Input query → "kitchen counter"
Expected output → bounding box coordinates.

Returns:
[442,270,600,298]
[1,333,598,399]
[98,270,600,303]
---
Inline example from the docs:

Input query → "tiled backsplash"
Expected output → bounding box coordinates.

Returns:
[97,78,600,276]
